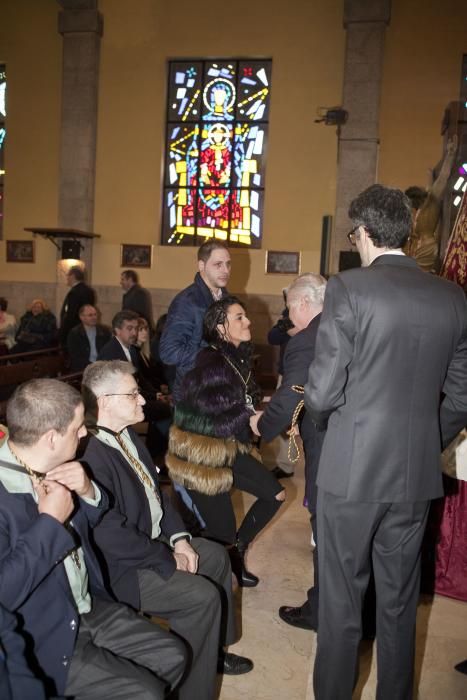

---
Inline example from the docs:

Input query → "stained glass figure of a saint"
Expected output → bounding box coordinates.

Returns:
[163,60,271,247]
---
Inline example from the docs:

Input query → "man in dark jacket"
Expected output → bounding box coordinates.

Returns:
[306,184,467,700]
[251,273,326,631]
[66,304,111,371]
[121,270,154,331]
[159,240,231,401]
[97,309,141,366]
[0,379,186,699]
[59,266,96,344]
[0,604,48,700]
[81,360,252,700]
[98,310,172,457]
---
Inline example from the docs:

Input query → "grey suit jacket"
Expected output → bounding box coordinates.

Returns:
[305,254,467,503]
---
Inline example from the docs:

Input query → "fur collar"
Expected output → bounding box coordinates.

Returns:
[166,425,250,495]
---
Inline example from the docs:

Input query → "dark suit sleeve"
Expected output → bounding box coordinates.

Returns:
[0,605,47,700]
[0,508,74,611]
[305,275,356,424]
[440,301,467,447]
[258,331,310,441]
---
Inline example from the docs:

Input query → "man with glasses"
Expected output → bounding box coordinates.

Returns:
[0,378,187,699]
[306,184,467,700]
[81,360,253,700]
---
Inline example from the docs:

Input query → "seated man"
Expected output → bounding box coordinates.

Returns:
[97,309,141,365]
[66,304,111,372]
[81,360,253,700]
[98,310,172,457]
[0,379,186,700]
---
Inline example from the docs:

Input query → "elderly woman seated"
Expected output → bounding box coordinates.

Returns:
[0,297,16,355]
[12,299,57,353]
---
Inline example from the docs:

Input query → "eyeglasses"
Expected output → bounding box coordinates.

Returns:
[347,225,361,246]
[103,389,141,400]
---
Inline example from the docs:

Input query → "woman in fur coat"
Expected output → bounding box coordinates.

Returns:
[166,296,285,586]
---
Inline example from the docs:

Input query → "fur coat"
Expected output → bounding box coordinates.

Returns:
[166,344,256,495]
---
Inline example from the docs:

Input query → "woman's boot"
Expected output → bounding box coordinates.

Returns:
[228,540,259,587]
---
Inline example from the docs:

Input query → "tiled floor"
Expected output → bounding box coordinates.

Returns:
[217,462,467,699]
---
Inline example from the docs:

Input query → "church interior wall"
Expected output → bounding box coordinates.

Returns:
[0,0,466,334]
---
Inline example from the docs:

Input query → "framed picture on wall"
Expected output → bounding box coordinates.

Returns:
[120,244,152,268]
[6,240,35,263]
[265,250,300,275]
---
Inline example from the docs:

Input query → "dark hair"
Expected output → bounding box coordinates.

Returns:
[68,265,85,282]
[112,309,139,329]
[348,185,412,249]
[121,269,138,283]
[0,297,7,311]
[197,240,229,263]
[404,186,428,211]
[203,296,245,345]
[7,379,82,446]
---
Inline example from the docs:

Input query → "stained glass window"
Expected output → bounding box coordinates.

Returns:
[162,59,271,248]
[0,65,5,238]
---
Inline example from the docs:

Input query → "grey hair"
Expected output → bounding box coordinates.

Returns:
[286,273,327,307]
[82,361,136,408]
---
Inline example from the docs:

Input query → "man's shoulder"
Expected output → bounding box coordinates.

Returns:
[82,434,114,464]
[99,336,118,352]
[170,274,211,309]
[68,323,85,337]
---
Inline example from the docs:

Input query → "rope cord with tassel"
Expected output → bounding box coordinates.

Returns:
[287,385,305,463]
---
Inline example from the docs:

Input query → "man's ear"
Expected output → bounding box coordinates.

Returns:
[96,395,108,413]
[198,259,205,274]
[41,428,57,452]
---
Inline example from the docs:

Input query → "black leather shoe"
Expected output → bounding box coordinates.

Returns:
[218,652,254,675]
[271,466,294,479]
[279,605,317,631]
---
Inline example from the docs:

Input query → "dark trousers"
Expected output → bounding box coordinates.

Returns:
[137,538,235,700]
[65,598,186,700]
[313,491,430,700]
[188,452,283,545]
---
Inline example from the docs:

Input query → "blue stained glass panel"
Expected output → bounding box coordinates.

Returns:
[162,59,271,247]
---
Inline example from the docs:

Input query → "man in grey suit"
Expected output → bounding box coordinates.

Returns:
[305,184,467,700]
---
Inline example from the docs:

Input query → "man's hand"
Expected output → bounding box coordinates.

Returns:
[249,411,263,437]
[37,480,74,524]
[46,461,95,499]
[173,540,199,573]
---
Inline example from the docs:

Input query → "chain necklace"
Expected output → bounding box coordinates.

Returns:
[216,349,254,410]
[7,442,81,570]
[8,442,48,492]
[97,426,161,505]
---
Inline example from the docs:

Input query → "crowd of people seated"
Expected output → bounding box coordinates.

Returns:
[0,184,466,699]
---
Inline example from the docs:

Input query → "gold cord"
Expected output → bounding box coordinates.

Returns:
[114,433,161,505]
[287,385,305,464]
[8,442,82,569]
[219,352,251,389]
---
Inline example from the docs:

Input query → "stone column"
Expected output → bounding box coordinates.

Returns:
[56,0,103,312]
[329,0,391,273]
